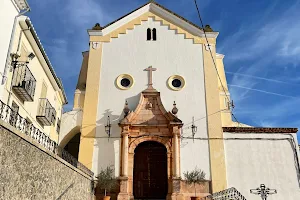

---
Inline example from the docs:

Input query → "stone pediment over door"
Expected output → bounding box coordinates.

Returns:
[118,89,184,200]
[119,90,182,128]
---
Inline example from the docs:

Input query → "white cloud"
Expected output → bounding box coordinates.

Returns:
[219,1,300,64]
[65,0,111,27]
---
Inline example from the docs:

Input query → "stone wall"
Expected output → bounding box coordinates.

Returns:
[0,121,94,200]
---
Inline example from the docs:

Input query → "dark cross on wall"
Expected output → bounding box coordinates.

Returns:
[250,184,277,200]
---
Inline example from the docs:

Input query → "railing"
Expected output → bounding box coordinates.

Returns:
[0,100,93,176]
[200,187,247,200]
[36,98,56,126]
[12,64,36,102]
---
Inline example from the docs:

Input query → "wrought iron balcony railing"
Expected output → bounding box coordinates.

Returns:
[200,187,247,200]
[0,100,93,176]
[36,98,56,126]
[12,64,36,102]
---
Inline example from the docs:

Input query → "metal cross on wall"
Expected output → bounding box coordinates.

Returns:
[144,66,157,90]
[250,184,277,200]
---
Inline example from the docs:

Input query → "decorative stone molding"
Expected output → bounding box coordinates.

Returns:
[129,135,172,153]
[89,12,216,44]
[119,90,182,126]
[116,74,135,90]
[167,75,186,91]
[118,87,184,199]
[223,127,298,133]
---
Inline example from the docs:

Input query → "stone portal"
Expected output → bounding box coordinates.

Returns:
[118,88,183,200]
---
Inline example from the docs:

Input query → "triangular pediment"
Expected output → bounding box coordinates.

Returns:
[88,2,218,41]
[119,90,182,127]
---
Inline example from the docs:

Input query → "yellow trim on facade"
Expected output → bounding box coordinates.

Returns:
[216,55,233,126]
[202,45,227,192]
[89,12,216,45]
[78,39,103,170]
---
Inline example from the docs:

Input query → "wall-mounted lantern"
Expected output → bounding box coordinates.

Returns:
[191,117,197,142]
[105,116,111,137]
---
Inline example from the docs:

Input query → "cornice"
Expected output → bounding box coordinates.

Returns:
[223,127,298,133]
[13,0,30,11]
[216,53,225,59]
[88,2,218,42]
[89,12,216,44]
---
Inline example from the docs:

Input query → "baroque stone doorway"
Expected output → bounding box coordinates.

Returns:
[117,89,183,200]
[133,141,168,199]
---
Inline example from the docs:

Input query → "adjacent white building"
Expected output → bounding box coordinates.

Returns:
[0,0,30,97]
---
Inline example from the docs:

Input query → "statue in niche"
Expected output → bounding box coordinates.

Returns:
[146,99,155,110]
[146,101,153,110]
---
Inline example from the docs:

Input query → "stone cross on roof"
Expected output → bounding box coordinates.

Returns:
[144,66,157,91]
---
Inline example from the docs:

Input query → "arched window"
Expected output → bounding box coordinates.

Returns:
[152,28,157,41]
[147,28,151,40]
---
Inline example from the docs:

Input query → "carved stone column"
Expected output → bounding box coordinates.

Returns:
[118,126,129,200]
[168,126,183,200]
[174,132,180,177]
[122,133,129,176]
[173,126,180,178]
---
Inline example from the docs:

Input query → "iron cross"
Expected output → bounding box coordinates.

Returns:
[144,66,157,89]
[250,184,277,200]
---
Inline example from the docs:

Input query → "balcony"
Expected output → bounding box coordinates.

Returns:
[36,98,56,126]
[12,64,36,102]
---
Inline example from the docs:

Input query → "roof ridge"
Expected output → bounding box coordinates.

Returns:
[97,1,205,32]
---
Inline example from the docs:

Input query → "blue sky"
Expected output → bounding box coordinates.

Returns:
[26,0,300,141]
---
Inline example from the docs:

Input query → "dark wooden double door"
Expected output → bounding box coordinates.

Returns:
[133,141,168,199]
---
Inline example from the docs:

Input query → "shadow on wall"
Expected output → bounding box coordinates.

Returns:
[93,94,141,177]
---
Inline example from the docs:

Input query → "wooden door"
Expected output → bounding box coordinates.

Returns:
[133,141,168,199]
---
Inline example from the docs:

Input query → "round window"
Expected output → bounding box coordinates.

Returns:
[172,79,182,88]
[121,78,131,87]
[116,74,134,90]
[168,75,185,91]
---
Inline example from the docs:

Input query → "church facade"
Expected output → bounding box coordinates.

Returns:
[59,2,300,200]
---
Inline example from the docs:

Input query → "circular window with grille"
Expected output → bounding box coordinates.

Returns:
[116,74,134,90]
[167,75,185,91]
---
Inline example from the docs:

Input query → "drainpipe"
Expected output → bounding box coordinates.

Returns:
[1,7,30,86]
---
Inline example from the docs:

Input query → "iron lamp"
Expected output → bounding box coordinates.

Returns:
[105,116,111,137]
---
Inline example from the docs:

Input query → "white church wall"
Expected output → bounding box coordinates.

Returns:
[224,132,300,199]
[59,110,83,146]
[93,17,210,178]
[0,0,18,98]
